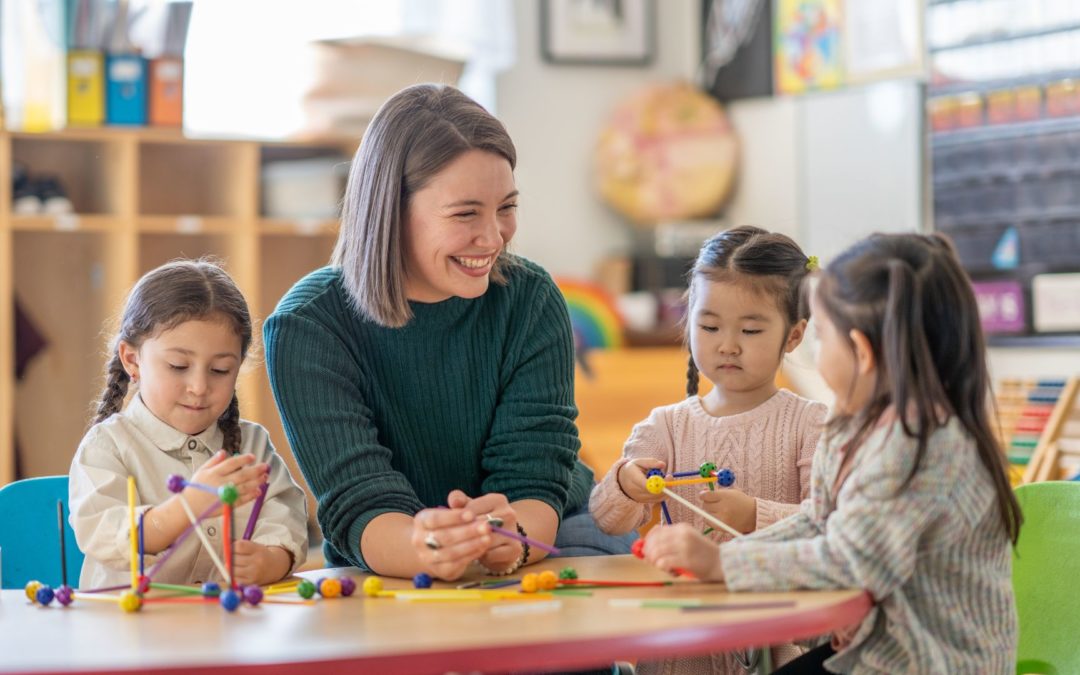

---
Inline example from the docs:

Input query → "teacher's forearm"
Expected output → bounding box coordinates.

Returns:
[359,512,424,578]
[513,499,559,564]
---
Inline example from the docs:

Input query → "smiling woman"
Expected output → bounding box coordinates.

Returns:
[263,84,635,583]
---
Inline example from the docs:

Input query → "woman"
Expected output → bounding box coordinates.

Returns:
[264,83,634,580]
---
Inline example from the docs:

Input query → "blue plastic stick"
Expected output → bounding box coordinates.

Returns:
[660,500,673,525]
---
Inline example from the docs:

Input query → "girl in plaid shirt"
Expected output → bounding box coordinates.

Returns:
[642,233,1022,674]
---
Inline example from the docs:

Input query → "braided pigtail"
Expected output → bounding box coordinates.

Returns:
[217,393,242,454]
[686,354,700,398]
[94,352,130,424]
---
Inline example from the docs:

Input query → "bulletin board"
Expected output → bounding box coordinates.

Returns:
[927,0,1080,343]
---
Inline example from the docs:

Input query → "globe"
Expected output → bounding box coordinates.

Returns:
[595,83,738,226]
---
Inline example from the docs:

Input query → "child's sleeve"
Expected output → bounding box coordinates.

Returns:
[68,428,160,571]
[589,406,675,535]
[720,424,967,600]
[247,426,309,575]
[753,401,828,530]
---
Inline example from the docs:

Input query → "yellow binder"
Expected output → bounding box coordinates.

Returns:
[67,50,105,126]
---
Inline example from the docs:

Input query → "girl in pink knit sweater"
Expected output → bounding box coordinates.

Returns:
[590,226,827,673]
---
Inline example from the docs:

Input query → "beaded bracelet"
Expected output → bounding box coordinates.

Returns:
[480,523,531,576]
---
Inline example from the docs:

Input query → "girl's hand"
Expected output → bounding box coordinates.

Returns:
[698,488,757,535]
[231,540,291,586]
[189,451,269,515]
[643,522,725,581]
[447,490,523,574]
[411,506,491,581]
[616,458,668,503]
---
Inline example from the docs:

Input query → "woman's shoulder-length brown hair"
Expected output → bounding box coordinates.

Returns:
[331,83,518,328]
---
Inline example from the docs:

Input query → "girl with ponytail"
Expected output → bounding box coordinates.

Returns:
[70,259,308,589]
[641,233,1021,674]
[591,226,827,672]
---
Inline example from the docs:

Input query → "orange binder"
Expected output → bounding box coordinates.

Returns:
[149,57,183,127]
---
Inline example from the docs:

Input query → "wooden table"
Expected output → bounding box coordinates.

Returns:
[0,555,871,674]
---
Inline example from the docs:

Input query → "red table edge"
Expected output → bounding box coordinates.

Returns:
[10,591,873,675]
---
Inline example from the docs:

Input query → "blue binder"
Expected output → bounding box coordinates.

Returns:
[106,53,148,125]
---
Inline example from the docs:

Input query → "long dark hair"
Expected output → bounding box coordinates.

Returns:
[684,225,813,397]
[816,232,1022,544]
[92,259,253,453]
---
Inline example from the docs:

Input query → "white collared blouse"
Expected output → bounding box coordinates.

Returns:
[69,394,308,588]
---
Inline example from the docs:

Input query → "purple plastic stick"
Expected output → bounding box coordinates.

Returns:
[242,482,269,540]
[489,524,561,555]
[138,513,145,577]
[182,481,218,496]
[681,600,796,612]
[146,500,219,578]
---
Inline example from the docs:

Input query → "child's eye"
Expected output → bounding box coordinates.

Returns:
[699,325,719,333]
[211,368,232,376]
[743,329,763,335]
[499,203,518,213]
[168,363,188,371]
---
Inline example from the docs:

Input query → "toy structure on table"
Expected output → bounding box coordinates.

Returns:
[643,463,740,538]
[23,474,356,613]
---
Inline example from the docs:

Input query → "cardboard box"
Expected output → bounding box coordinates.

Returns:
[301,37,466,137]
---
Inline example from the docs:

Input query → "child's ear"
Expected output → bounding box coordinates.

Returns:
[848,329,876,375]
[117,341,140,380]
[784,319,808,353]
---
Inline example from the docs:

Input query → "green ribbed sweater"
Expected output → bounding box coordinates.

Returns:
[263,256,594,570]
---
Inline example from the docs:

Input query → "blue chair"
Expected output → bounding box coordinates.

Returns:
[0,476,84,589]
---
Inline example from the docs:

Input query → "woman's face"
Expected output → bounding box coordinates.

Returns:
[403,149,518,303]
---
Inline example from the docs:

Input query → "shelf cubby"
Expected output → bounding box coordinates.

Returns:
[2,128,353,486]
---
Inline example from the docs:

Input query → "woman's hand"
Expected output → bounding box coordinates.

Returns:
[616,458,668,503]
[698,487,757,535]
[642,522,725,581]
[411,505,492,581]
[231,540,292,586]
[447,490,523,574]
[188,451,269,515]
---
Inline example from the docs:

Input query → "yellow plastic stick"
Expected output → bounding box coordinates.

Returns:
[72,592,124,603]
[128,476,138,590]
[263,586,305,596]
[372,589,554,602]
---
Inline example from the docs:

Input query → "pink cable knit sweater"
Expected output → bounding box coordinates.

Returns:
[589,389,827,674]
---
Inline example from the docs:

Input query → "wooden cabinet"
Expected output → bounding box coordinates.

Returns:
[0,128,352,487]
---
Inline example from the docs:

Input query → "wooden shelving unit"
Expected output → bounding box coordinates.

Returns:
[1,127,353,487]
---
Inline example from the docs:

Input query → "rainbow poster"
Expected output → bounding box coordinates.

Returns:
[555,279,625,350]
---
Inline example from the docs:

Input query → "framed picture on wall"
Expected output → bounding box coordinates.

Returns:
[843,0,925,84]
[540,0,655,66]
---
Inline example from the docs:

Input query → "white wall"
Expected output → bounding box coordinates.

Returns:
[497,0,700,277]
[726,81,924,263]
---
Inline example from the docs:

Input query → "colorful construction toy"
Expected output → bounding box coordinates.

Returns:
[25,474,355,613]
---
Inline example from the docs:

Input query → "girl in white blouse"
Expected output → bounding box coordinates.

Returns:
[70,259,307,589]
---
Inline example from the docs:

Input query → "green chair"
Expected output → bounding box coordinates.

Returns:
[1013,481,1080,675]
[0,475,84,589]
